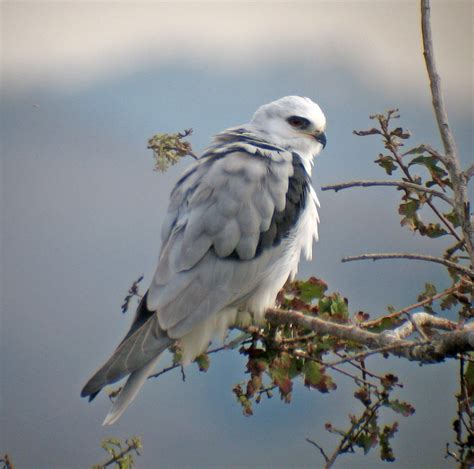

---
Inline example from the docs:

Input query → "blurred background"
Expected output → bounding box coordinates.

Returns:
[1,1,472,467]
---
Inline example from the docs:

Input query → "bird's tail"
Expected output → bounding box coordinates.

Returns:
[102,353,163,426]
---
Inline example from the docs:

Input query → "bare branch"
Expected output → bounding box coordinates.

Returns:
[421,0,474,264]
[341,253,474,278]
[321,179,454,205]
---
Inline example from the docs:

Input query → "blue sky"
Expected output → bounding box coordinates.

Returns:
[1,2,472,467]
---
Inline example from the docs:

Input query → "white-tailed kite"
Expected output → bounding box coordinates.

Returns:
[81,96,327,425]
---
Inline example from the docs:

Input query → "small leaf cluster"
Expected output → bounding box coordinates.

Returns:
[356,110,452,240]
[147,129,194,172]
[233,278,349,416]
[355,110,473,319]
[322,374,414,463]
[121,275,144,314]
[92,437,142,469]
[228,278,415,464]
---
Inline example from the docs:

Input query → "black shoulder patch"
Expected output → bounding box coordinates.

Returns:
[255,152,310,254]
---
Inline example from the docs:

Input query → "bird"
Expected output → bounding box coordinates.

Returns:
[81,95,327,425]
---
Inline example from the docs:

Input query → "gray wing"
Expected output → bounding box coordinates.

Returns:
[148,148,296,339]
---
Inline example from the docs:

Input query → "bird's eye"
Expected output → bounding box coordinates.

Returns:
[287,115,310,130]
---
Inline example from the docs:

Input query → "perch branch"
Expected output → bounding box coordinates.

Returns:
[387,312,459,339]
[265,308,474,362]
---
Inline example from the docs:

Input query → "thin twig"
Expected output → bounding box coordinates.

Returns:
[327,343,421,367]
[362,282,463,328]
[280,332,318,343]
[445,239,466,260]
[292,349,378,389]
[321,180,454,205]
[465,164,474,180]
[333,351,401,385]
[148,339,253,379]
[341,253,474,278]
[324,398,385,468]
[306,438,329,463]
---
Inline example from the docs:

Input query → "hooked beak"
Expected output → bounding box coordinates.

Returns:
[314,131,327,149]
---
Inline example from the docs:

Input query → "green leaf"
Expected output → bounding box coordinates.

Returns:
[375,155,397,175]
[408,155,450,188]
[233,384,254,416]
[379,422,398,462]
[318,296,332,315]
[444,209,461,227]
[418,222,447,238]
[195,353,210,372]
[418,283,437,301]
[417,283,437,314]
[330,294,349,320]
[391,127,411,139]
[303,361,322,387]
[298,277,328,302]
[317,293,348,321]
[303,361,337,393]
[441,294,459,311]
[385,399,415,416]
[398,199,420,216]
[269,353,294,399]
[402,145,427,156]
[355,432,378,454]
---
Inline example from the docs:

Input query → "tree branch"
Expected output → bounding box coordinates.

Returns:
[321,180,454,205]
[265,308,474,363]
[388,312,459,340]
[421,0,474,264]
[341,253,474,278]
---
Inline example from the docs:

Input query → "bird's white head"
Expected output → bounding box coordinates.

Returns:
[250,96,327,164]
